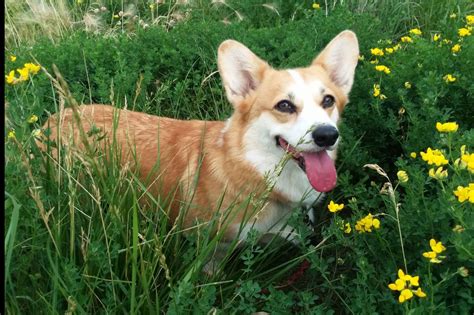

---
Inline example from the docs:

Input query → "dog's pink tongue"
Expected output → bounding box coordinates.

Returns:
[301,150,337,192]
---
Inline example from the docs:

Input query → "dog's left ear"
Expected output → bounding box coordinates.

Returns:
[312,30,359,95]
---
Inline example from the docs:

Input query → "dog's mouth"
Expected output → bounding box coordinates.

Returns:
[276,136,337,192]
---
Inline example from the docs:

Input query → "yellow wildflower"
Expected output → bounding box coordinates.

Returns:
[433,33,441,41]
[344,223,351,234]
[355,213,380,233]
[443,74,456,83]
[409,28,422,36]
[149,3,155,10]
[388,269,426,303]
[28,114,39,124]
[328,201,344,213]
[7,130,16,140]
[461,152,474,173]
[404,81,412,89]
[373,84,380,97]
[423,239,446,263]
[452,44,461,54]
[436,121,458,133]
[6,70,18,85]
[375,65,390,74]
[17,67,29,81]
[358,55,365,61]
[392,44,401,51]
[397,170,409,183]
[458,27,472,37]
[420,148,448,166]
[24,63,41,74]
[410,152,417,158]
[385,47,394,54]
[312,3,320,9]
[370,48,384,56]
[429,167,448,180]
[467,15,474,25]
[370,59,379,64]
[453,184,474,203]
[450,13,457,19]
[10,55,17,62]
[401,36,412,43]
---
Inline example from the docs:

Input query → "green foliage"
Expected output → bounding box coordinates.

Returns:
[5,2,474,314]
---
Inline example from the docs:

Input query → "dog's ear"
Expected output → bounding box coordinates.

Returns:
[218,40,269,107]
[312,30,359,95]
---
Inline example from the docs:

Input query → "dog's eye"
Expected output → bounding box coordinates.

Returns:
[274,100,296,113]
[322,95,335,109]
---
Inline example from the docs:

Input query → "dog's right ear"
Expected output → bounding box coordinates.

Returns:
[218,40,269,107]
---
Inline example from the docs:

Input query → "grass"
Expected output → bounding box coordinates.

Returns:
[5,0,474,314]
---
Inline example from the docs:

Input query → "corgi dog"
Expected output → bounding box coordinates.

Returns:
[40,30,358,268]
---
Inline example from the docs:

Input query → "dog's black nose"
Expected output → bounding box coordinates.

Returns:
[312,125,339,147]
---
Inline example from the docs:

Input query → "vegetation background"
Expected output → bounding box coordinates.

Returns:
[5,0,474,313]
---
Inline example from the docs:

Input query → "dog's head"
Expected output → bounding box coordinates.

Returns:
[218,31,359,195]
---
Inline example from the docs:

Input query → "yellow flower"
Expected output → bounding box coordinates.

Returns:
[392,44,401,51]
[28,114,39,124]
[358,55,365,61]
[433,33,441,41]
[404,81,412,89]
[375,65,390,74]
[410,152,417,158]
[5,70,18,85]
[458,27,472,37]
[420,148,448,166]
[370,48,384,56]
[450,13,457,19]
[436,121,458,133]
[461,152,474,173]
[429,167,448,180]
[453,184,474,203]
[397,170,409,183]
[7,130,16,140]
[401,36,413,43]
[385,47,394,54]
[373,84,381,97]
[355,213,380,233]
[409,28,422,36]
[423,239,446,263]
[344,223,351,234]
[414,288,427,298]
[452,44,461,54]
[17,67,29,81]
[24,63,41,74]
[10,55,17,62]
[443,74,456,83]
[388,269,426,303]
[312,3,320,9]
[328,200,344,213]
[149,3,155,10]
[430,238,446,253]
[467,15,474,25]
